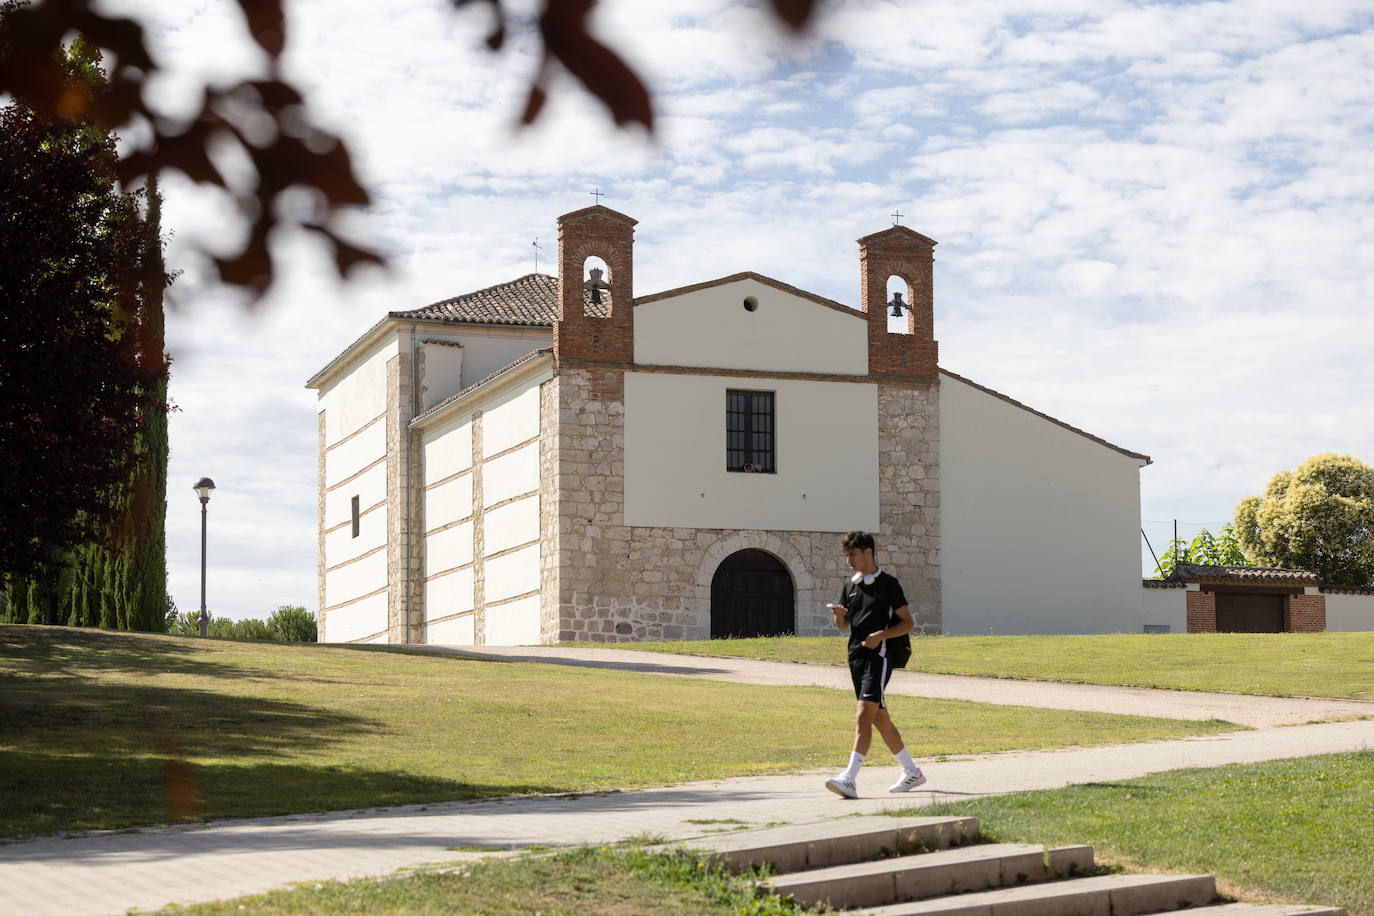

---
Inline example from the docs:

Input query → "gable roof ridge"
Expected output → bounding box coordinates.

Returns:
[939,367,1151,463]
[634,270,862,318]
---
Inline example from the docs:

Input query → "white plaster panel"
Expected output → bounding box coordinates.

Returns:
[1325,593,1374,631]
[1138,587,1188,633]
[623,373,878,531]
[483,595,541,645]
[325,421,386,489]
[425,567,475,622]
[484,495,540,557]
[482,384,541,456]
[452,328,551,391]
[324,549,387,609]
[484,544,539,602]
[425,475,473,531]
[482,444,539,507]
[325,462,386,532]
[426,614,475,646]
[635,278,867,375]
[425,521,474,575]
[325,521,386,569]
[325,592,388,644]
[939,373,1148,635]
[424,417,473,483]
[319,335,399,442]
[420,341,464,412]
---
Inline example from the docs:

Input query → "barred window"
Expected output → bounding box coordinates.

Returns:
[726,390,775,473]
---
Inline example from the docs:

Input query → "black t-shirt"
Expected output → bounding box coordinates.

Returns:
[838,570,908,657]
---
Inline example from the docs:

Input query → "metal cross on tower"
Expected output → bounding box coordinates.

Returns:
[591,187,604,205]
[891,209,903,226]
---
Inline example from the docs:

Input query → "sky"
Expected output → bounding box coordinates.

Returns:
[102,0,1374,622]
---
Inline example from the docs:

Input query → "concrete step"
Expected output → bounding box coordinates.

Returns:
[763,842,1094,910]
[679,815,978,873]
[851,871,1216,915]
[1170,905,1347,915]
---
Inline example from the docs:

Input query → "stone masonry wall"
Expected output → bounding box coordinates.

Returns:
[877,381,941,633]
[316,410,328,643]
[549,366,943,642]
[385,352,426,644]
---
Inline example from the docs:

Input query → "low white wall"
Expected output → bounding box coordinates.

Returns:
[1138,586,1187,633]
[1324,592,1374,631]
[940,373,1148,635]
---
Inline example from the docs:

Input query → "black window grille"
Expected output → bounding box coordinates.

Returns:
[726,390,775,473]
[351,495,360,538]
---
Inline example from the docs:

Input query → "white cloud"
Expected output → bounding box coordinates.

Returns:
[87,0,1374,616]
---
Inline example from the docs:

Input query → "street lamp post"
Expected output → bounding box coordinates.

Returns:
[193,477,216,637]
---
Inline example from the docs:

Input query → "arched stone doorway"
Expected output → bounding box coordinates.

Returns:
[710,549,795,638]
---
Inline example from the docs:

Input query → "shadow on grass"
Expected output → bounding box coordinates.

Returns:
[0,624,277,681]
[0,753,574,843]
[1,674,376,758]
[361,643,741,678]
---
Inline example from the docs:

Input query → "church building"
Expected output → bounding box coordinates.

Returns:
[306,205,1159,645]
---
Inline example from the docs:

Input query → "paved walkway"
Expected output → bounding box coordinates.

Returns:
[5,651,1374,915]
[425,646,1374,729]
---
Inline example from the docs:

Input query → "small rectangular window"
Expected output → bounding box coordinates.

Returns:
[726,389,775,473]
[351,495,360,538]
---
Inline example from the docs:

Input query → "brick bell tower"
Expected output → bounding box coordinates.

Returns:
[857,225,938,379]
[554,205,637,366]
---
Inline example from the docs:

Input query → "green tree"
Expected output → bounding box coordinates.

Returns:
[268,605,318,642]
[1,20,173,628]
[1234,453,1374,587]
[1153,523,1249,579]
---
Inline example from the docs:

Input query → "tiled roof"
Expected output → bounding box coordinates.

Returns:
[1142,578,1187,588]
[1320,583,1374,595]
[1169,564,1320,585]
[392,274,607,326]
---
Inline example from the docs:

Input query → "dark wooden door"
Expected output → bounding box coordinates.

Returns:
[710,549,794,638]
[1215,592,1284,633]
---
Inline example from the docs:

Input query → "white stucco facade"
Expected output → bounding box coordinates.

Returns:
[623,372,879,531]
[316,333,402,643]
[310,208,1161,645]
[939,371,1150,635]
[634,276,868,375]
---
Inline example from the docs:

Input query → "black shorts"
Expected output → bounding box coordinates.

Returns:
[849,649,892,708]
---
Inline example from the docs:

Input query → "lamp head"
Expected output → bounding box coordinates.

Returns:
[193,477,216,503]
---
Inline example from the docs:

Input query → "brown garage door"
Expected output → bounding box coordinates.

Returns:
[1215,592,1284,632]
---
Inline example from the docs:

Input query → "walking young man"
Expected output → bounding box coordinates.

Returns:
[825,531,926,798]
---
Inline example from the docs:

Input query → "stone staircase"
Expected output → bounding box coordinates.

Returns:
[680,816,1346,915]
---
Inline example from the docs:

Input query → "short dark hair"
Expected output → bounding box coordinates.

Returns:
[842,531,875,553]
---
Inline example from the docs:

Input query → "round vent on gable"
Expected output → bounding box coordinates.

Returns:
[742,296,759,312]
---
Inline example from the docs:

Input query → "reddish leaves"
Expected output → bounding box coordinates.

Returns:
[2,0,820,299]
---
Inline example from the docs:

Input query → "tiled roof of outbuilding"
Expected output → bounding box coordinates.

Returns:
[1169,564,1320,585]
[391,273,607,326]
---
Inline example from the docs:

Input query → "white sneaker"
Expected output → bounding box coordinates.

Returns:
[825,776,858,799]
[889,768,927,793]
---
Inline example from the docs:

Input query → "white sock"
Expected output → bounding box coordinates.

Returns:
[895,747,919,773]
[841,751,865,781]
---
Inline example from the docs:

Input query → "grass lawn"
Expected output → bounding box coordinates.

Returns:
[152,843,815,915]
[908,751,1374,916]
[0,625,1233,838]
[580,631,1374,699]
